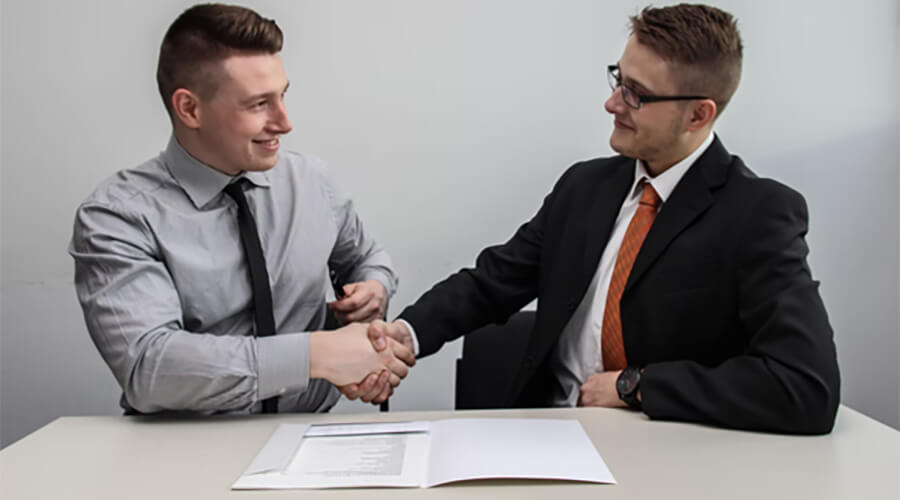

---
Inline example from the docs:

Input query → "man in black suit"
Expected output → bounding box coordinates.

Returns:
[347,4,840,434]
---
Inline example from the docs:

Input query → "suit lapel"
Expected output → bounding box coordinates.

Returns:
[625,136,731,292]
[582,162,635,285]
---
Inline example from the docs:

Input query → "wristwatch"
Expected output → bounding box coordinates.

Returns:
[616,366,642,409]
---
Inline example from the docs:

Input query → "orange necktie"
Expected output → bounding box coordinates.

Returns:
[601,181,662,371]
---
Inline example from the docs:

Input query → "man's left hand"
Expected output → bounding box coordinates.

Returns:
[328,280,387,323]
[578,370,628,407]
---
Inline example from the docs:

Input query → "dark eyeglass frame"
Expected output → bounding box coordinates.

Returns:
[607,64,709,109]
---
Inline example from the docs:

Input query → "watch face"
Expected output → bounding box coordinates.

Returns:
[617,370,638,395]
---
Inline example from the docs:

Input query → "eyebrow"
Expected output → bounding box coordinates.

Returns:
[617,63,654,95]
[241,81,291,105]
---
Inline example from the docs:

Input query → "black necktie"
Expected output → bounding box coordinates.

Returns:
[224,180,279,414]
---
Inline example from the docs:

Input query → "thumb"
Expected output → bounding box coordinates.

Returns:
[341,282,361,297]
[388,321,412,348]
[367,320,388,351]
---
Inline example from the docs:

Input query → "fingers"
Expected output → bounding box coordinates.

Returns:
[341,370,392,404]
[357,372,379,395]
[339,370,380,400]
[318,320,412,392]
[329,281,386,322]
[359,370,389,403]
[367,321,388,351]
[390,337,416,367]
[384,348,410,380]
[344,305,382,323]
[339,383,361,399]
[384,321,414,353]
[372,383,393,404]
[328,282,371,312]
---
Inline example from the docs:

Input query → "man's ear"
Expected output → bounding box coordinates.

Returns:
[171,88,202,129]
[686,99,717,132]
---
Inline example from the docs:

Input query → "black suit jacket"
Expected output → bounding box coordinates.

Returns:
[400,136,840,434]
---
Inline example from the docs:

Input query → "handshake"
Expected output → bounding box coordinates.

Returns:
[309,320,416,404]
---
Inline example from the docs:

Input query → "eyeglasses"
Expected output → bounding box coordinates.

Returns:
[607,65,709,109]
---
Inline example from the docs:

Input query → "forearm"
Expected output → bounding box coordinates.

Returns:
[70,202,328,414]
[97,323,312,413]
[641,352,839,434]
[400,247,539,357]
[400,270,502,357]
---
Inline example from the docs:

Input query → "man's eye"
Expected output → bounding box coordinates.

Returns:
[253,100,268,109]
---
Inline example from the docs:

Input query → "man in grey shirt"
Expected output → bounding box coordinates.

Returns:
[69,3,410,415]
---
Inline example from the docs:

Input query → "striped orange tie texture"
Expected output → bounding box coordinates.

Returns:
[601,181,662,371]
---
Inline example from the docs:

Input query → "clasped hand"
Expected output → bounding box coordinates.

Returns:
[337,320,416,404]
[310,321,414,403]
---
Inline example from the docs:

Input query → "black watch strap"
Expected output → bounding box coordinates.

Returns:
[616,366,642,409]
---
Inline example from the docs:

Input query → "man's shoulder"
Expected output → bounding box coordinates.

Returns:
[723,156,806,208]
[552,154,633,192]
[79,156,172,213]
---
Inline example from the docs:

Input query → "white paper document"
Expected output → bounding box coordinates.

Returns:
[233,418,616,489]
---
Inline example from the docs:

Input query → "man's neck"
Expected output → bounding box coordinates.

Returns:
[643,130,711,177]
[172,128,240,177]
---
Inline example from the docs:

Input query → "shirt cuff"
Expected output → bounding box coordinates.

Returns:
[361,269,398,299]
[257,333,310,400]
[395,319,420,356]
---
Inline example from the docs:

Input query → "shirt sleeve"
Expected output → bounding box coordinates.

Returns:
[320,164,398,300]
[69,201,316,413]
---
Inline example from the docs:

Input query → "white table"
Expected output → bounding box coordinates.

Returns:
[1,406,897,499]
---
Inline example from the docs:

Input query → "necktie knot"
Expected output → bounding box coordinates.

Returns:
[223,179,247,202]
[638,181,661,209]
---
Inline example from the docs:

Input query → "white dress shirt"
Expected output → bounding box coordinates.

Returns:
[549,131,715,406]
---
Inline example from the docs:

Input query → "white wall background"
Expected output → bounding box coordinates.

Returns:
[1,0,897,448]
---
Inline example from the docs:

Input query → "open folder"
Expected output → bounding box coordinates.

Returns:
[233,418,616,489]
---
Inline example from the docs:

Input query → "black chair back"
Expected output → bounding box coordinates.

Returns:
[455,311,535,410]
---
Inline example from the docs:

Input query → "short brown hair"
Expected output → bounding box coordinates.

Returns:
[629,4,742,116]
[156,3,283,117]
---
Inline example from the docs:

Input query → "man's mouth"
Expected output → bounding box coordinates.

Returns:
[252,138,280,150]
[613,119,634,131]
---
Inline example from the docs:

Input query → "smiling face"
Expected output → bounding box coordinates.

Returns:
[183,53,293,176]
[604,36,694,173]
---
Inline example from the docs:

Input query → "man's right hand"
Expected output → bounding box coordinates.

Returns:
[309,322,411,387]
[339,320,416,403]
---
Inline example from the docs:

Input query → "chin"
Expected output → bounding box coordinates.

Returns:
[247,156,279,172]
[609,136,632,158]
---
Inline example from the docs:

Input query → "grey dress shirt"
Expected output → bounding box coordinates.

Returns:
[69,136,397,415]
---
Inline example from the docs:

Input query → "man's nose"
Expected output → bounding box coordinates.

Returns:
[269,99,292,134]
[605,86,627,115]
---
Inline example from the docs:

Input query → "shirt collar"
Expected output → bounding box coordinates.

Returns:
[630,131,715,204]
[162,135,271,209]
